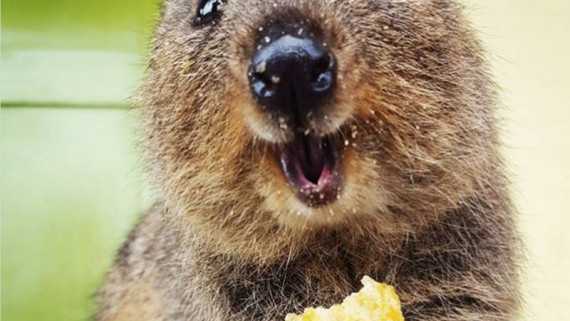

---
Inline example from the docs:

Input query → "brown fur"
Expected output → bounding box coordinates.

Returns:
[97,0,522,320]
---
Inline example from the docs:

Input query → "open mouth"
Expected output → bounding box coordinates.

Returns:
[278,134,341,207]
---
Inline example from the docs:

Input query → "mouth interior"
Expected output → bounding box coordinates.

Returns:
[279,134,337,189]
[297,135,326,184]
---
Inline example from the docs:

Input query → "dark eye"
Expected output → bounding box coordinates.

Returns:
[195,0,224,25]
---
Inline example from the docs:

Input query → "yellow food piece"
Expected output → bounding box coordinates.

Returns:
[284,276,404,321]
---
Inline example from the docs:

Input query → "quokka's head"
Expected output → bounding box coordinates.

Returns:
[141,0,501,256]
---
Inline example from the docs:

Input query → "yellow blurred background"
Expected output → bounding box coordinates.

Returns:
[1,0,569,320]
[468,1,570,320]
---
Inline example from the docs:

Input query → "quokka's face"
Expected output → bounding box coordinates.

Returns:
[144,0,495,232]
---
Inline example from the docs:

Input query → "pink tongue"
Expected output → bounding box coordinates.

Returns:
[294,135,325,184]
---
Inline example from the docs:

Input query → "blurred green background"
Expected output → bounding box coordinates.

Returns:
[1,0,569,320]
[2,0,158,320]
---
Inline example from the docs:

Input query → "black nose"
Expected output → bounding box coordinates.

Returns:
[248,30,336,126]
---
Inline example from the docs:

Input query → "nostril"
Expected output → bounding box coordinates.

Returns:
[311,53,332,81]
[312,72,333,92]
[249,63,276,99]
[252,78,274,99]
[311,53,336,92]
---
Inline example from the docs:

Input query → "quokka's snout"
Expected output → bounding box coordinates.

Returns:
[247,21,338,134]
[246,18,344,208]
